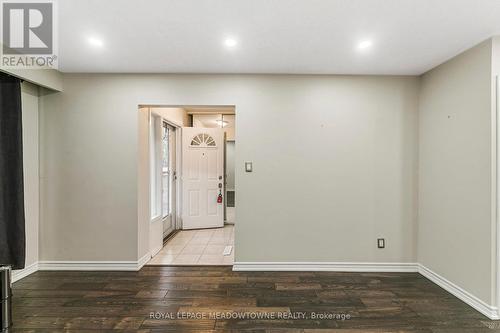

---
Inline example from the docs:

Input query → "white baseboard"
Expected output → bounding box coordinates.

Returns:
[150,245,163,258]
[12,261,39,283]
[36,253,152,272]
[417,264,499,320]
[233,262,419,272]
[38,261,139,271]
[137,252,152,269]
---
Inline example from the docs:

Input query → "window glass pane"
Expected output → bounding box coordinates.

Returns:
[162,126,169,170]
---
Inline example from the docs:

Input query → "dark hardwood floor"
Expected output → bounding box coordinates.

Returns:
[9,266,499,332]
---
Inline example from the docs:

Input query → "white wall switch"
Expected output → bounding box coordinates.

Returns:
[377,238,385,249]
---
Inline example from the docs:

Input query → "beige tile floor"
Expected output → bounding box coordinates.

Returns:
[148,225,234,265]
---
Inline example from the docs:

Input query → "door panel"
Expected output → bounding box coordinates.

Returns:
[207,189,218,216]
[188,151,200,180]
[182,127,224,229]
[188,190,200,216]
[207,150,218,180]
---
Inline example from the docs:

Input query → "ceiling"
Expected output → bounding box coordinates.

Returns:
[59,0,500,75]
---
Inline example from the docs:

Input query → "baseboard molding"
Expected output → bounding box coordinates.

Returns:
[37,253,152,272]
[417,264,499,320]
[233,262,419,272]
[11,254,151,280]
[12,261,39,283]
[150,245,163,258]
[137,252,152,269]
[38,261,139,271]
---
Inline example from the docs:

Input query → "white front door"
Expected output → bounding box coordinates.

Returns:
[181,127,224,229]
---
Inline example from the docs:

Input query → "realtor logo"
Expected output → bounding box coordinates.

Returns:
[1,0,58,69]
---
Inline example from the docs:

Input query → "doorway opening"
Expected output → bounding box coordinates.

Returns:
[142,105,236,266]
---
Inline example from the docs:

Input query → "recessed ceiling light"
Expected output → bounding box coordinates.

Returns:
[88,37,104,48]
[224,38,238,48]
[357,40,373,50]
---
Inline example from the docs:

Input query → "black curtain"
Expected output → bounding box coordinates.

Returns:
[0,72,25,270]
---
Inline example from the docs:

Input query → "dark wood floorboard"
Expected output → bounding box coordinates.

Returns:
[9,266,499,332]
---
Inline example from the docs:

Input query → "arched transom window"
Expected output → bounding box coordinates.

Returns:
[190,133,216,147]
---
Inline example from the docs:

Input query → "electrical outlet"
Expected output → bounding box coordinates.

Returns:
[377,238,385,249]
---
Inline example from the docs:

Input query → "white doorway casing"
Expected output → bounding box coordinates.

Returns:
[149,115,163,256]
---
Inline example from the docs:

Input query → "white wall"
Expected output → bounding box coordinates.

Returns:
[40,80,138,261]
[14,82,40,275]
[152,107,190,127]
[40,74,419,263]
[192,114,235,140]
[418,39,494,304]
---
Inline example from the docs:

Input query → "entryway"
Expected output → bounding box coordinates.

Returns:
[140,105,236,266]
[148,225,234,265]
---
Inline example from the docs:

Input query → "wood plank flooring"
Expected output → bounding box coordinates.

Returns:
[9,266,500,332]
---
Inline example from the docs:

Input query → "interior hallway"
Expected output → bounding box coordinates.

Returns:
[148,225,234,265]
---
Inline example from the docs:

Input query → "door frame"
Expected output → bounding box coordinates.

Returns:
[173,124,183,230]
[150,110,184,233]
[140,104,236,264]
[160,121,177,238]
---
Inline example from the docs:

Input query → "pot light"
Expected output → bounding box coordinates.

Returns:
[224,38,238,48]
[88,37,104,48]
[357,40,373,51]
